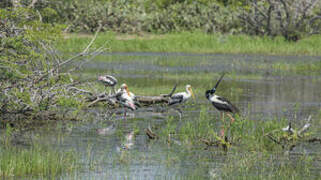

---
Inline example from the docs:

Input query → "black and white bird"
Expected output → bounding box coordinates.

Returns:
[168,84,195,106]
[98,75,118,95]
[205,74,239,136]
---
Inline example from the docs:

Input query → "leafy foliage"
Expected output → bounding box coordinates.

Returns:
[0,7,101,124]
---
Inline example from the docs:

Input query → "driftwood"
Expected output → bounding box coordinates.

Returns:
[86,84,177,107]
[200,136,230,152]
[265,115,320,151]
[146,126,158,140]
[136,95,169,104]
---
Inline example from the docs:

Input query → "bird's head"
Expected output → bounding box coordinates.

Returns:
[121,83,130,95]
[205,88,215,100]
[186,84,195,100]
[97,75,104,81]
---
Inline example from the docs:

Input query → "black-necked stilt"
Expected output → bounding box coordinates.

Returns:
[205,74,239,137]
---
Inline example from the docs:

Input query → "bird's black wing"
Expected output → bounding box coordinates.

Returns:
[216,96,239,113]
[133,97,141,108]
[168,94,184,106]
[106,75,118,86]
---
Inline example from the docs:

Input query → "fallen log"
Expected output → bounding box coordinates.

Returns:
[136,95,170,105]
[265,115,319,151]
[86,84,177,107]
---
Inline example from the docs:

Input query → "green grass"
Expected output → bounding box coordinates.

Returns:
[220,152,315,180]
[0,145,78,178]
[59,31,321,56]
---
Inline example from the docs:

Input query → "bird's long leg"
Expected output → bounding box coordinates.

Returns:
[220,112,225,138]
[175,107,183,120]
[123,106,127,120]
[104,86,108,95]
[112,86,116,95]
[226,113,235,124]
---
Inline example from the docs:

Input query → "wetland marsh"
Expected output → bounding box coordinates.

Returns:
[2,52,321,179]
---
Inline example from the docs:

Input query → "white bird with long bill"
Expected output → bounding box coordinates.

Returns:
[168,84,195,106]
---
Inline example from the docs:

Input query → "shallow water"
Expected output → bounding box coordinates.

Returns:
[3,53,321,179]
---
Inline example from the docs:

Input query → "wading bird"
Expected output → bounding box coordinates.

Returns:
[168,84,195,119]
[205,74,239,137]
[98,75,118,95]
[168,84,195,106]
[116,83,139,118]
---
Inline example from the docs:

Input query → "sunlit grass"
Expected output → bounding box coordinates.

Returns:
[0,126,78,178]
[0,145,78,178]
[59,32,321,56]
[219,152,315,179]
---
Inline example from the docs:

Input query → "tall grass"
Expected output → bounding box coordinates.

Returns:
[0,142,78,178]
[59,32,321,56]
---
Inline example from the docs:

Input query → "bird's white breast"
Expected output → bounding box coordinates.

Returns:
[173,92,189,100]
[210,95,228,105]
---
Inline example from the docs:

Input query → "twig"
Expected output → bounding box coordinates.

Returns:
[266,133,285,149]
[83,23,102,54]
[298,115,311,136]
[34,24,103,84]
[28,0,38,8]
[68,87,93,95]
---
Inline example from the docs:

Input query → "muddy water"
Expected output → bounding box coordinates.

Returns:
[7,53,321,179]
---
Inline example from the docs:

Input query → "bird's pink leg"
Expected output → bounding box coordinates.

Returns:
[123,107,127,120]
[220,112,225,137]
[227,113,235,124]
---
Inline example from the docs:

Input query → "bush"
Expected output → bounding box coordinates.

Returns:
[0,7,99,124]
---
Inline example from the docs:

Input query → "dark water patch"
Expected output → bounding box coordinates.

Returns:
[102,52,321,62]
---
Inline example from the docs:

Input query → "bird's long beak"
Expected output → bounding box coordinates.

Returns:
[190,88,195,100]
[125,87,130,96]
[214,73,225,90]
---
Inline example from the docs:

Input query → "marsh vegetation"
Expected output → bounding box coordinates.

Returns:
[1,0,321,179]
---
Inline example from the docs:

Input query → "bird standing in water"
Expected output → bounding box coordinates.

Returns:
[205,74,239,137]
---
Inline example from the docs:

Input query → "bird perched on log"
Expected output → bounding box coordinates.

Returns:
[116,83,140,118]
[98,75,118,95]
[205,74,239,137]
[168,84,195,106]
[116,83,136,110]
[168,84,195,119]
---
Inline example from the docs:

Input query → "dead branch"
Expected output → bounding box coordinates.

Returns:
[266,133,285,149]
[68,87,93,96]
[28,0,38,8]
[34,24,103,84]
[306,138,321,143]
[146,126,158,139]
[87,94,117,107]
[136,95,170,105]
[199,138,219,147]
[298,115,311,136]
[239,0,320,40]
